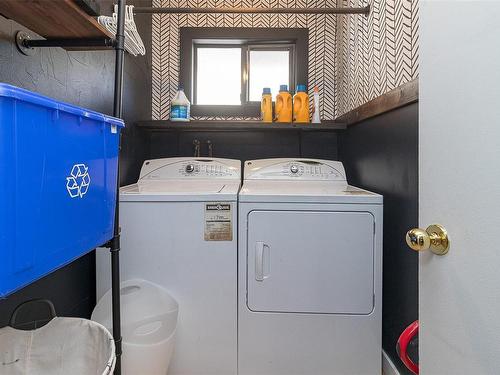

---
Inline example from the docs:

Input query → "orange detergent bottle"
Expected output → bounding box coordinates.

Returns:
[275,85,293,123]
[293,84,310,123]
[261,87,273,123]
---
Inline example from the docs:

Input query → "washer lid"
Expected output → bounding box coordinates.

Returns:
[120,180,240,202]
[239,180,382,204]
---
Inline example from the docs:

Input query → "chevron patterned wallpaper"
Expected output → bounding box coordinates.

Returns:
[151,0,419,120]
[335,0,419,115]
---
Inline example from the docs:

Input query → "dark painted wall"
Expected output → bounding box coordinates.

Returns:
[0,0,151,326]
[338,103,418,375]
[147,130,338,161]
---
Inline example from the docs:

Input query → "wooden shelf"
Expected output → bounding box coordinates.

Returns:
[338,79,418,126]
[0,0,113,44]
[136,120,346,132]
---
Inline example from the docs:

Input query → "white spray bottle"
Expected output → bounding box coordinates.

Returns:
[312,85,321,124]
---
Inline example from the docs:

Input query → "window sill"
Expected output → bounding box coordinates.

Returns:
[190,104,260,117]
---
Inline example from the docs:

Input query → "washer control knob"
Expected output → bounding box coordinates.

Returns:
[185,164,195,173]
[290,164,299,174]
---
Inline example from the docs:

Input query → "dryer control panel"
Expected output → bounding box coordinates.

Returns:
[139,157,241,180]
[244,158,347,181]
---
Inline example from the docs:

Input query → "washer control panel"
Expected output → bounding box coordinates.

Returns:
[244,158,347,181]
[139,157,241,180]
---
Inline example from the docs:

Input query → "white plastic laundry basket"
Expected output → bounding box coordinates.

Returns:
[92,279,178,375]
[0,317,115,375]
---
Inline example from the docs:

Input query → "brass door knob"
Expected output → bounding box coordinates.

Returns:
[406,224,450,255]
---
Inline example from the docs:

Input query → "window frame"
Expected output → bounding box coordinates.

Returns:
[180,28,308,118]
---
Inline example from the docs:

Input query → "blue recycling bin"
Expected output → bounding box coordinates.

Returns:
[0,84,124,297]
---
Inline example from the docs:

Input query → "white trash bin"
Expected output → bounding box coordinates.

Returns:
[92,279,178,375]
[0,300,115,375]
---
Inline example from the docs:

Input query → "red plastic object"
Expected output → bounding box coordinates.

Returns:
[397,320,419,374]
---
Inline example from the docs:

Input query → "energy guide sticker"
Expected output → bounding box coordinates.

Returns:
[205,203,232,241]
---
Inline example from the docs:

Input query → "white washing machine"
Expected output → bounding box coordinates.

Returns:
[238,158,383,375]
[96,157,240,375]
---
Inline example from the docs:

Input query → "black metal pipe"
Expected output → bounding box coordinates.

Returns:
[111,0,126,374]
[109,236,122,374]
[134,5,370,15]
[23,38,116,49]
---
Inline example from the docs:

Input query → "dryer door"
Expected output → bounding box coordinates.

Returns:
[247,210,375,314]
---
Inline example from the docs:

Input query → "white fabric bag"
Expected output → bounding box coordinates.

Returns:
[0,317,115,375]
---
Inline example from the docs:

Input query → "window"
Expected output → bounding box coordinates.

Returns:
[180,28,308,117]
[247,47,292,102]
[195,47,242,105]
[194,44,294,106]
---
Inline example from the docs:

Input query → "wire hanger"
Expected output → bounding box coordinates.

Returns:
[98,5,145,56]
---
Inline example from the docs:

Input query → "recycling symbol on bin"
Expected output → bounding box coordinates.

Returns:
[66,164,91,198]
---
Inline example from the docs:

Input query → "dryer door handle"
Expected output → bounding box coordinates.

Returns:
[255,242,270,281]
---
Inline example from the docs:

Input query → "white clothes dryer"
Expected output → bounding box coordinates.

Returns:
[238,158,383,375]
